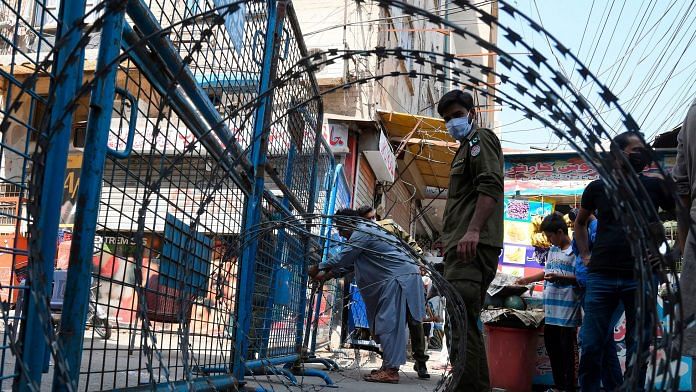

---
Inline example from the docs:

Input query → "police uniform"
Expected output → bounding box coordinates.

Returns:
[442,126,504,392]
[376,219,424,256]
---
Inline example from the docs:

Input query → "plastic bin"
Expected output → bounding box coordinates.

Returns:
[485,325,540,392]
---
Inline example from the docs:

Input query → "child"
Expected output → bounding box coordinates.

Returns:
[516,213,581,392]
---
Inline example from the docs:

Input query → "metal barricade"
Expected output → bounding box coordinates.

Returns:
[0,0,331,389]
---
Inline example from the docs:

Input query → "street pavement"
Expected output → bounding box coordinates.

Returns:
[0,325,448,391]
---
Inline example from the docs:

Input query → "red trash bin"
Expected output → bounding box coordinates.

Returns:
[485,325,540,392]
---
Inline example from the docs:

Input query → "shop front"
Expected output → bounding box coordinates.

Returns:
[498,150,691,390]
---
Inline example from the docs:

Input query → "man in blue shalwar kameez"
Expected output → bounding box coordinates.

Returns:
[309,209,426,384]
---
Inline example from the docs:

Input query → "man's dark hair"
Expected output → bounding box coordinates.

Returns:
[333,208,360,230]
[612,131,642,150]
[356,205,375,218]
[540,212,568,235]
[437,90,475,117]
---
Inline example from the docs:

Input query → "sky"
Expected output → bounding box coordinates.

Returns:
[494,0,696,151]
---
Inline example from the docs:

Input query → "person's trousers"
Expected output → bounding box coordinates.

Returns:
[407,311,429,363]
[544,324,577,392]
[443,245,499,392]
[579,272,651,392]
[578,289,623,390]
[445,279,490,392]
[376,282,409,369]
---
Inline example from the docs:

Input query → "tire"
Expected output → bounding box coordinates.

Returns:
[93,318,112,340]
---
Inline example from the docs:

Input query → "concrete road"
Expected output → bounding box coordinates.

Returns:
[0,326,449,391]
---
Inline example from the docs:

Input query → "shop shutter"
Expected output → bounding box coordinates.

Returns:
[353,154,376,209]
[384,180,412,232]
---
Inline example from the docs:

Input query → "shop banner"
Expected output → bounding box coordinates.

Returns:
[505,157,597,181]
[505,152,677,183]
[499,199,553,278]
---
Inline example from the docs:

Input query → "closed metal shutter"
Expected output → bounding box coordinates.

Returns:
[352,153,376,209]
[383,180,412,232]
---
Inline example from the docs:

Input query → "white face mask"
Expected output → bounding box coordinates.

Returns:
[446,116,473,141]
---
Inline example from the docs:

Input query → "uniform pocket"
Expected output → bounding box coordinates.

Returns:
[448,165,468,198]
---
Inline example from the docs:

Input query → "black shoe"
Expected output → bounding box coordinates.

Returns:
[414,361,430,379]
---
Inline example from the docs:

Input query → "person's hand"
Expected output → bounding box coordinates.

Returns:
[581,254,591,266]
[308,265,320,279]
[515,277,529,285]
[457,230,480,263]
[544,272,559,282]
[314,270,334,282]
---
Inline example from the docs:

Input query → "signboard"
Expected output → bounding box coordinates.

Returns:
[505,158,598,181]
[424,186,448,199]
[498,199,554,278]
[321,121,349,154]
[363,130,397,183]
[505,152,677,182]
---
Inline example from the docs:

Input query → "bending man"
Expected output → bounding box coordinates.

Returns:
[309,208,426,384]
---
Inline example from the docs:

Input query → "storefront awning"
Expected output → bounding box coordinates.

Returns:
[505,180,590,196]
[377,110,455,189]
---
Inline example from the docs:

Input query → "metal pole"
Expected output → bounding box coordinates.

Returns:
[53,2,127,389]
[233,0,287,381]
[444,0,450,92]
[16,0,87,388]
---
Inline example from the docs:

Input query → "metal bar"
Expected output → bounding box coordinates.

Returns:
[251,366,298,384]
[196,357,309,380]
[243,354,299,370]
[0,373,18,382]
[108,375,238,391]
[16,0,88,388]
[263,161,306,214]
[291,368,336,387]
[54,3,127,389]
[301,357,339,370]
[233,0,287,381]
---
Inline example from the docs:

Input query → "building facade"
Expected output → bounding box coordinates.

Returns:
[294,0,498,243]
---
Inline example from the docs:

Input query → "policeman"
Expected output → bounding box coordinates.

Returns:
[437,90,504,392]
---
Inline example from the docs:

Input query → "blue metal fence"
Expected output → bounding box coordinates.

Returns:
[0,0,333,389]
[305,164,350,357]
